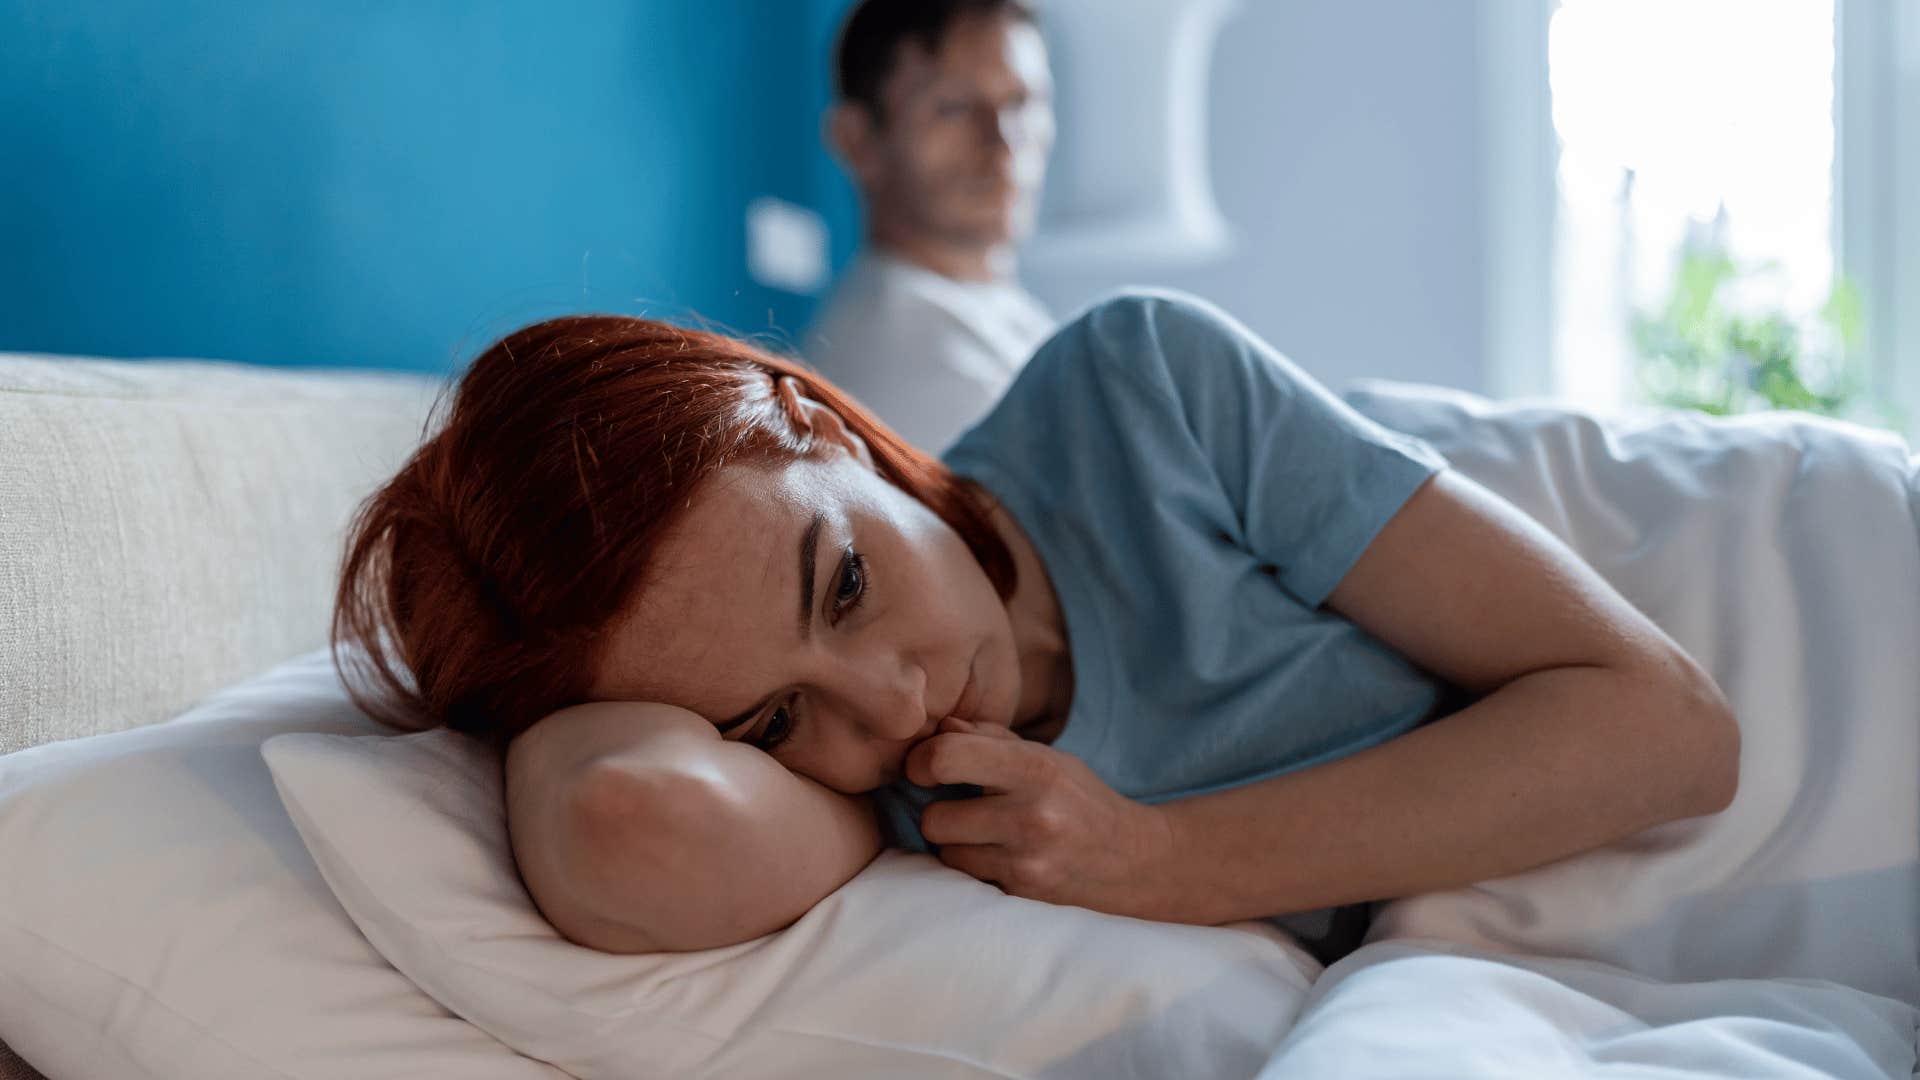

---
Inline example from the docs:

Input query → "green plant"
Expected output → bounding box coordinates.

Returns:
[1629,244,1899,429]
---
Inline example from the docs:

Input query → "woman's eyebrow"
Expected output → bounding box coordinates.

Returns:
[797,511,824,641]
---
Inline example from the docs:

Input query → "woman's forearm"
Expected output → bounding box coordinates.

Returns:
[1141,662,1738,927]
[515,702,885,953]
[584,740,886,951]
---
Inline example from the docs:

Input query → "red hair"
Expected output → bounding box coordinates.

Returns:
[332,315,1015,749]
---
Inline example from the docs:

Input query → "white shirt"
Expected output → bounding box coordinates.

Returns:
[802,250,1056,454]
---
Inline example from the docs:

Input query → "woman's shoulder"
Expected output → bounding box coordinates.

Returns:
[1019,289,1300,409]
[1061,288,1246,343]
[946,292,1240,477]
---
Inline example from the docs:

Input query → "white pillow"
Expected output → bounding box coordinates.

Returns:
[262,725,1321,1080]
[0,649,568,1080]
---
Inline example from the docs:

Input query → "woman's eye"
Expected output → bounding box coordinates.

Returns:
[755,704,795,752]
[833,551,869,619]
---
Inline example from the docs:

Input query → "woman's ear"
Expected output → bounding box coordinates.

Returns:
[779,376,876,470]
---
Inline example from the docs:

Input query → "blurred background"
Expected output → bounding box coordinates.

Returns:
[3,0,1915,432]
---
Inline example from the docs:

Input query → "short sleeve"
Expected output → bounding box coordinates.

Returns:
[1056,291,1448,608]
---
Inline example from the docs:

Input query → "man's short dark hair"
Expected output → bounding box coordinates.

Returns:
[833,0,1039,121]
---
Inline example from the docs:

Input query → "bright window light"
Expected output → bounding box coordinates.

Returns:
[1548,0,1835,410]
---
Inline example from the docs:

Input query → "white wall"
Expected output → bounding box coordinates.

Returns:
[1024,0,1493,396]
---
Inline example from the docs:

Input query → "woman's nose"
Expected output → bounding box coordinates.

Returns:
[842,653,928,742]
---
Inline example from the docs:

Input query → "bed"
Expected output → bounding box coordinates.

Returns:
[1,351,1915,1078]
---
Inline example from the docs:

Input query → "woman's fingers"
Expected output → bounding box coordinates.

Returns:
[943,715,1022,740]
[934,842,1012,889]
[905,725,1046,792]
[919,790,1010,847]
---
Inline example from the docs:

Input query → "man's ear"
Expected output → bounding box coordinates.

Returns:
[781,377,877,470]
[825,102,883,189]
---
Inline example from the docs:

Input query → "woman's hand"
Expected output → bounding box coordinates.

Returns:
[905,715,1180,919]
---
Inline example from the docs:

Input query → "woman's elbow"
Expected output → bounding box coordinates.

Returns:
[1672,663,1741,817]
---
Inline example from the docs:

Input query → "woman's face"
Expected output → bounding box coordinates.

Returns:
[589,451,1022,794]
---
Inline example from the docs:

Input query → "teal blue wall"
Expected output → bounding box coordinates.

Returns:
[0,1,861,372]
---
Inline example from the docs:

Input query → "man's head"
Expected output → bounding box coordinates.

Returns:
[829,0,1054,271]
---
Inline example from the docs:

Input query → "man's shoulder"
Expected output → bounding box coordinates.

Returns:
[813,262,939,324]
[804,254,1013,370]
[818,251,987,322]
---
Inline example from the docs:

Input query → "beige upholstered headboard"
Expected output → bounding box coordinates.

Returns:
[0,353,443,1079]
[0,354,442,755]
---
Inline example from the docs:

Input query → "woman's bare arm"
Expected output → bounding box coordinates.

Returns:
[505,700,884,953]
[1136,469,1740,925]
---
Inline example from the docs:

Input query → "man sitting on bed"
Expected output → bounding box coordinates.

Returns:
[803,0,1059,455]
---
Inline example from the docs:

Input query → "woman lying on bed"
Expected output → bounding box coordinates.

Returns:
[332,290,1740,967]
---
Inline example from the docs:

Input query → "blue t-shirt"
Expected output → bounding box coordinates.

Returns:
[872,291,1455,965]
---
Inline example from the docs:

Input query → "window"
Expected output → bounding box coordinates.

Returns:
[1547,0,1838,414]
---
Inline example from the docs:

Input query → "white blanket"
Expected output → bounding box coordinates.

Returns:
[1263,940,1916,1078]
[1276,383,1920,1075]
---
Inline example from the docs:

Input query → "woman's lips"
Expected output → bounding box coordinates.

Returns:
[884,662,977,787]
